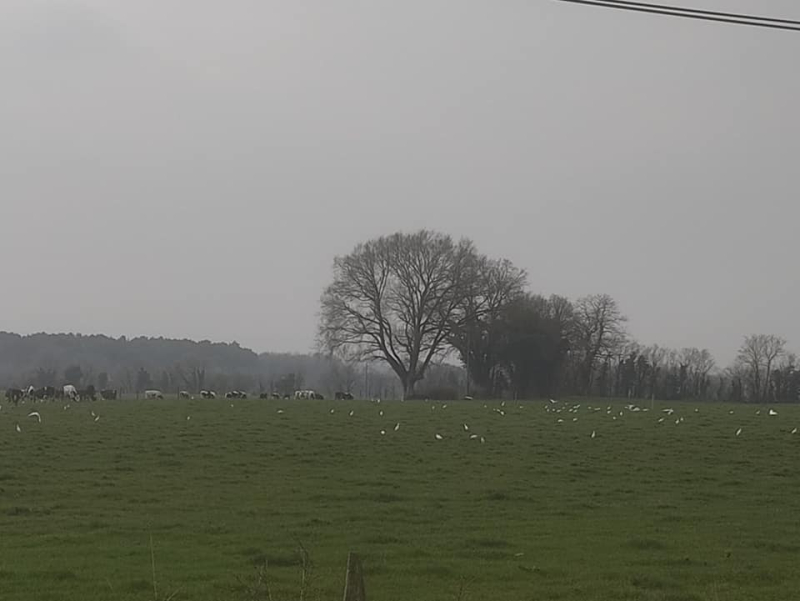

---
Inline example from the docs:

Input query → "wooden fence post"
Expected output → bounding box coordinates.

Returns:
[343,552,367,601]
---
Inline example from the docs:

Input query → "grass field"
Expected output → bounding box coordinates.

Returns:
[1,397,799,601]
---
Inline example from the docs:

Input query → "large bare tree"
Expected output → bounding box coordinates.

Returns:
[736,334,786,403]
[571,293,627,394]
[318,230,481,398]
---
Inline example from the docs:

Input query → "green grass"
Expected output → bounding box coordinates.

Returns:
[1,397,799,600]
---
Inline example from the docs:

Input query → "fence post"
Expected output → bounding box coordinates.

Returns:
[343,552,366,601]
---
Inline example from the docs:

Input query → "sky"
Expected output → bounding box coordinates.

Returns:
[1,0,798,366]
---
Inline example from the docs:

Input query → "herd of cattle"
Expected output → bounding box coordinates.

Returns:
[4,385,356,405]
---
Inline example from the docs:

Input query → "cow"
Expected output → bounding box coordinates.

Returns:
[200,390,216,399]
[259,393,270,399]
[179,391,192,399]
[313,392,324,400]
[271,392,281,399]
[78,386,97,402]
[23,386,35,401]
[100,389,118,401]
[226,391,247,399]
[5,388,23,406]
[63,385,78,401]
[294,390,320,400]
[335,391,354,400]
[144,390,164,400]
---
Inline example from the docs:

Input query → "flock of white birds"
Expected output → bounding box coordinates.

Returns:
[2,396,796,441]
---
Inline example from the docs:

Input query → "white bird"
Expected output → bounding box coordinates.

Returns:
[394,423,400,431]
[380,430,386,436]
[500,401,505,408]
[658,417,665,423]
[277,409,284,414]
[480,436,485,444]
[572,418,578,422]
[349,410,355,417]
[499,410,506,416]
[94,415,100,422]
[330,409,335,414]
[675,419,680,425]
[549,399,557,404]
[729,410,734,415]
[27,411,41,423]
[591,430,596,439]
[514,552,525,557]
[663,409,674,415]
[435,434,443,440]
[379,410,384,417]
[15,423,21,433]
[91,410,96,418]
[463,423,469,431]
[470,434,478,440]
[756,410,761,416]
[442,404,448,409]
[186,416,191,421]
[736,428,742,436]
[792,428,798,435]
[769,409,778,416]
[230,403,234,408]
[557,419,564,423]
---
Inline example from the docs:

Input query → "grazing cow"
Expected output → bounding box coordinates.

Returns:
[271,392,281,399]
[200,390,213,399]
[259,393,270,399]
[144,390,164,400]
[335,391,354,401]
[63,385,78,401]
[313,392,324,400]
[5,388,23,405]
[294,390,321,400]
[226,391,248,399]
[179,391,192,399]
[100,389,118,401]
[78,386,97,402]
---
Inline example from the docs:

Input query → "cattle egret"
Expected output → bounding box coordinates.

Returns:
[769,410,778,416]
[557,419,564,423]
[480,436,485,444]
[694,408,699,413]
[435,434,443,440]
[394,423,400,431]
[442,404,448,409]
[186,416,191,421]
[230,404,234,408]
[463,424,469,431]
[658,417,665,423]
[94,416,100,422]
[499,410,505,416]
[27,412,41,423]
[675,419,680,425]
[15,423,21,433]
[379,410,384,417]
[792,428,798,435]
[663,409,674,415]
[501,401,505,408]
[349,410,355,417]
[591,430,596,439]
[612,417,617,421]
[756,410,761,416]
[573,418,578,422]
[330,409,335,414]
[90,410,96,418]
[729,410,734,415]
[277,409,284,414]
[380,430,386,436]
[736,428,742,436]
[470,434,478,440]
[549,399,557,404]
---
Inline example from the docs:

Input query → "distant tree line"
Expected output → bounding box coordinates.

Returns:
[318,229,799,403]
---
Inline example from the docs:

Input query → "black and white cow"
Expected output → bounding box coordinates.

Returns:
[179,391,192,399]
[335,391,354,400]
[5,388,23,405]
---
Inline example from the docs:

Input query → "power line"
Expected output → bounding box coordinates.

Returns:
[554,0,800,32]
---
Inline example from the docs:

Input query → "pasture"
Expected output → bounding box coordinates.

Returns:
[0,397,799,601]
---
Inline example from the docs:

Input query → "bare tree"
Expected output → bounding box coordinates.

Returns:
[571,294,627,394]
[736,334,786,403]
[318,230,482,399]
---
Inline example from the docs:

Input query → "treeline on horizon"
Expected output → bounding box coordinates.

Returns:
[0,332,458,400]
[317,230,799,404]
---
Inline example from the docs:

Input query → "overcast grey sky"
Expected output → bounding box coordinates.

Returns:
[1,0,798,366]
